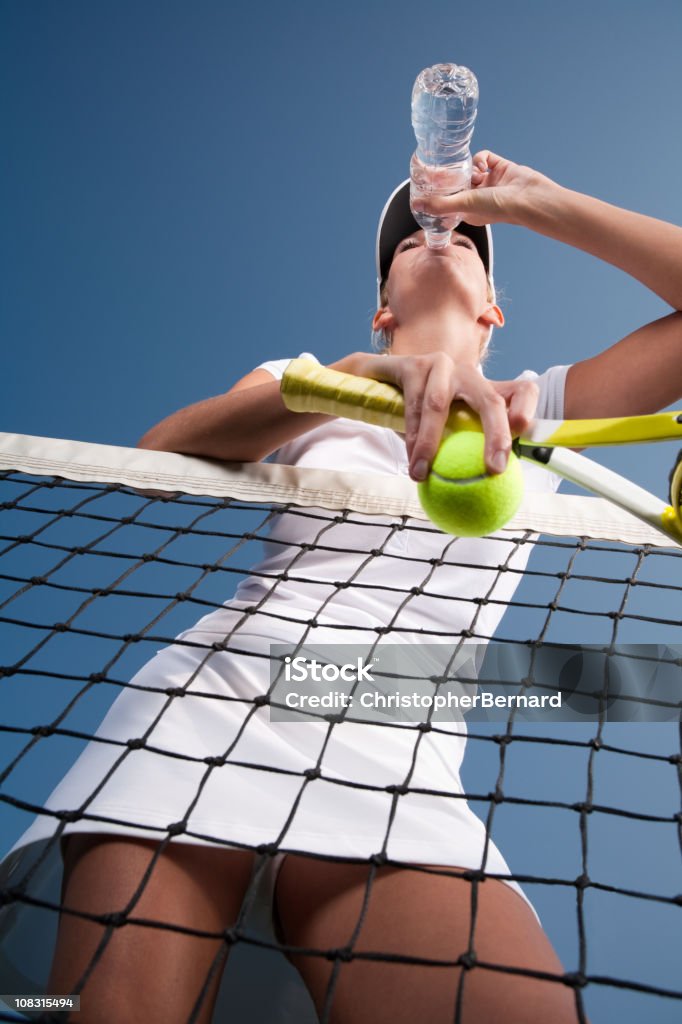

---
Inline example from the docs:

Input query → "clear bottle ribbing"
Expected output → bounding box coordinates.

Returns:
[410,63,479,248]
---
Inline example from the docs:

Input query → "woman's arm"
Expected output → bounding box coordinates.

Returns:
[137,355,360,461]
[413,151,682,418]
[137,350,538,480]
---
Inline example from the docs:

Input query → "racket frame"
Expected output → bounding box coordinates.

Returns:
[281,359,682,545]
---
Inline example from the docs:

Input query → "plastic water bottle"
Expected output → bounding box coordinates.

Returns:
[410,63,479,248]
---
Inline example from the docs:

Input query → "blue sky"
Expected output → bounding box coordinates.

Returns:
[3,0,682,471]
[2,2,682,1022]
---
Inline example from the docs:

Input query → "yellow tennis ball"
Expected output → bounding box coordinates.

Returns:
[417,431,524,537]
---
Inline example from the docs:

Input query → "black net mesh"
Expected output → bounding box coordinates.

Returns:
[0,469,680,1024]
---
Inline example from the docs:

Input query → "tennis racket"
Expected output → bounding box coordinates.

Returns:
[281,358,682,545]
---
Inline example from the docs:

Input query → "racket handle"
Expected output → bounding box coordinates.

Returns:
[281,358,480,434]
[282,359,682,544]
[281,359,407,430]
[283,359,682,449]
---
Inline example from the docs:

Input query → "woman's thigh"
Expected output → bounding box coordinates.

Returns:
[48,834,255,1024]
[275,855,583,1024]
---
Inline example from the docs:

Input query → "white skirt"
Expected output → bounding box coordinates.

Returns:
[0,607,538,991]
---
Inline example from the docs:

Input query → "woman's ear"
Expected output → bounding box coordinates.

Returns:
[479,303,505,328]
[372,306,396,333]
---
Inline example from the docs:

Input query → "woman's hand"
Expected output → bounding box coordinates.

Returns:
[350,351,539,482]
[412,150,558,228]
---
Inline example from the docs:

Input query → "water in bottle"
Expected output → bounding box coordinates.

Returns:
[410,63,479,248]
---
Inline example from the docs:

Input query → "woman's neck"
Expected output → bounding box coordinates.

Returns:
[389,309,483,365]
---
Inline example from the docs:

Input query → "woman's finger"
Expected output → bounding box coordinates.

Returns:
[412,189,473,213]
[473,149,506,171]
[411,186,504,228]
[453,376,513,475]
[492,379,540,435]
[502,380,540,436]
[408,359,457,480]
[413,367,514,477]
[372,358,518,479]
[359,354,422,447]
[472,150,490,173]
[384,359,431,471]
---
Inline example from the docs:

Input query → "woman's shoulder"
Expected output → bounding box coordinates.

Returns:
[515,364,571,420]
[254,352,319,382]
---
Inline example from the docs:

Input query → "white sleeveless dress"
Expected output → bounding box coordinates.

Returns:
[0,356,569,979]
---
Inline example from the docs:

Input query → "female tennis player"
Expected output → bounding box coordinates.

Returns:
[4,150,682,1024]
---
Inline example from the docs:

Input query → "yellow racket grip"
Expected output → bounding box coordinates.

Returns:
[280,358,480,435]
[281,359,406,430]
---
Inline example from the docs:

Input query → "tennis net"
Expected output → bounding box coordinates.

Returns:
[0,433,680,1024]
